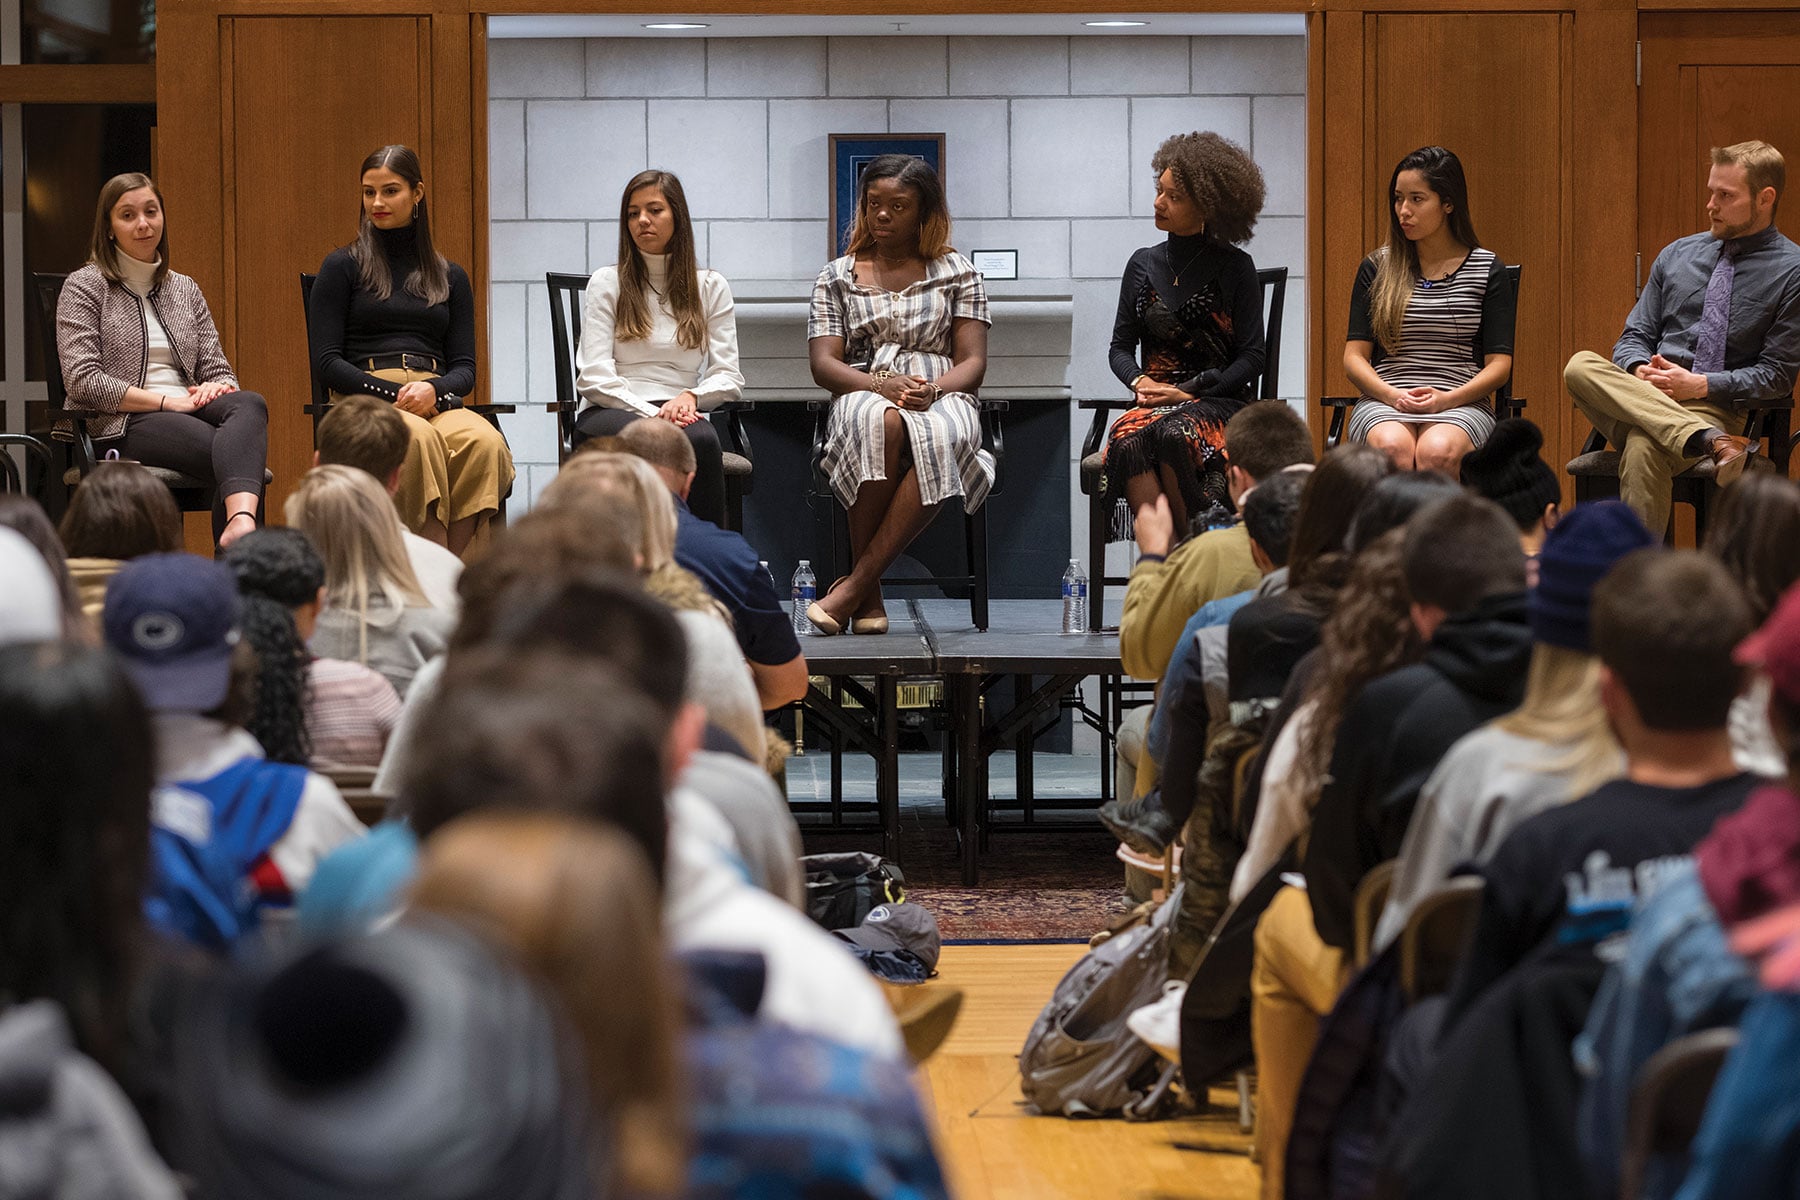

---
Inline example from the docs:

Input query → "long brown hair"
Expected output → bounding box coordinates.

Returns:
[412,813,686,1197]
[349,145,451,305]
[1369,146,1482,352]
[1291,528,1425,810]
[843,154,953,260]
[614,170,706,351]
[1704,472,1800,623]
[88,172,169,289]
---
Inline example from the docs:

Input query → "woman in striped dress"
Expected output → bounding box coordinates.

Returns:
[805,154,992,635]
[1344,146,1516,473]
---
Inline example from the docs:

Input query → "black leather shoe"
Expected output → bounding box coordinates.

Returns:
[1098,794,1181,856]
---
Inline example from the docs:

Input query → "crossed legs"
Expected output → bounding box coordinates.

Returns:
[817,407,941,628]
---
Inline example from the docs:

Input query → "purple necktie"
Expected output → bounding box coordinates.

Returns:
[1691,240,1741,375]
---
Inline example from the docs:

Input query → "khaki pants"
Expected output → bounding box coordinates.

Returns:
[332,367,515,534]
[1250,885,1348,1200]
[1563,350,1733,536]
[1115,703,1155,801]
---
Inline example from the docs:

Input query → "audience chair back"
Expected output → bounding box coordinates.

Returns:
[545,270,757,529]
[32,270,213,517]
[1618,1026,1739,1200]
[320,763,392,827]
[1323,263,1526,448]
[1351,859,1398,968]
[1397,876,1484,1002]
[0,433,54,507]
[1079,266,1289,631]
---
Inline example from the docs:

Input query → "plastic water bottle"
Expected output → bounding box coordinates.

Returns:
[1061,559,1088,635]
[791,560,817,635]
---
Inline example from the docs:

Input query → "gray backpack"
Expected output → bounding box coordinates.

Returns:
[1018,885,1183,1119]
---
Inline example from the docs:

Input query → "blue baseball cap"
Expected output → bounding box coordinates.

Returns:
[102,553,241,712]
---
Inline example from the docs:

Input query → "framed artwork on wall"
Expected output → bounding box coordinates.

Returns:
[829,132,946,259]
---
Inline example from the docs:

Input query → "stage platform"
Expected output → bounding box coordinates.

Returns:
[794,597,1126,884]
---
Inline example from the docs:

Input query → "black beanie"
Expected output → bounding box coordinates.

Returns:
[1460,418,1561,532]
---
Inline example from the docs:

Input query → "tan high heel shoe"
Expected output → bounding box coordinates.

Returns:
[851,613,890,635]
[805,601,843,636]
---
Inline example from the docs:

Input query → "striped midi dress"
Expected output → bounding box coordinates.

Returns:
[1345,246,1516,445]
[808,252,995,511]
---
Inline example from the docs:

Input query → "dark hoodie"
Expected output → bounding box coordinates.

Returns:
[1303,591,1533,952]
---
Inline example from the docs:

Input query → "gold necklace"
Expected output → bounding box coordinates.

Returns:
[1166,241,1209,287]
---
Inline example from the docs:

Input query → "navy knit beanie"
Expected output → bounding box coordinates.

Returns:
[1530,501,1655,652]
[1460,419,1563,532]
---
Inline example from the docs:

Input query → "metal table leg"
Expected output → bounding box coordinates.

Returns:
[955,672,983,885]
[877,674,900,861]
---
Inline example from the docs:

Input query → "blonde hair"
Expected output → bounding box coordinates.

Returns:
[411,813,685,1198]
[541,453,676,572]
[283,464,428,664]
[1492,643,1621,798]
[1714,140,1786,207]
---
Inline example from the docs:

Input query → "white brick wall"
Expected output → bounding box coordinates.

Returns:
[489,33,1308,547]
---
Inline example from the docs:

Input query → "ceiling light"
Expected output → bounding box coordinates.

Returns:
[642,22,708,29]
[1084,20,1149,27]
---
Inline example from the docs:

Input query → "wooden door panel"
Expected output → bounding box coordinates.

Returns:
[226,15,428,520]
[1365,14,1569,473]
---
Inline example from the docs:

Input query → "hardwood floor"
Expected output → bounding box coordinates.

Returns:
[914,944,1260,1200]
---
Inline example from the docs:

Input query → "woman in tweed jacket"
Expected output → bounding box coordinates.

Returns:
[56,173,268,547]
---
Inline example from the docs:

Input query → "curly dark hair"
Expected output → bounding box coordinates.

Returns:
[224,529,322,766]
[1151,131,1266,245]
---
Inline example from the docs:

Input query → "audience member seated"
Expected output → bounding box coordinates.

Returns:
[0,639,190,1199]
[314,394,463,613]
[370,501,643,797]
[1230,471,1460,905]
[541,450,767,764]
[0,495,86,640]
[1457,416,1563,580]
[1251,494,1528,1195]
[1577,576,1800,1198]
[413,814,684,1198]
[614,416,807,710]
[404,646,901,1057]
[286,464,455,698]
[225,528,402,771]
[308,145,513,556]
[0,528,64,646]
[1375,501,1651,952]
[173,917,595,1200]
[56,172,268,546]
[102,554,363,949]
[1114,399,1316,804]
[1385,549,1762,1200]
[57,460,183,622]
[1564,140,1800,535]
[1102,466,1309,856]
[1703,471,1800,776]
[1342,146,1515,473]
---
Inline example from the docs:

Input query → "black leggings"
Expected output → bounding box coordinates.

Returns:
[571,406,726,527]
[111,390,269,539]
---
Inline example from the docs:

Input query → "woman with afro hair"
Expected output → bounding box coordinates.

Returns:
[1104,131,1269,538]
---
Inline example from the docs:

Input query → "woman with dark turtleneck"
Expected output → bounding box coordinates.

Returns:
[309,144,513,557]
[1105,132,1268,538]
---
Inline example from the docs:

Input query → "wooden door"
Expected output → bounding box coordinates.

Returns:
[1640,15,1800,278]
[156,6,485,527]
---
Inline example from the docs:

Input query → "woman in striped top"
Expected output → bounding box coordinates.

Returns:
[806,155,992,636]
[1344,146,1516,474]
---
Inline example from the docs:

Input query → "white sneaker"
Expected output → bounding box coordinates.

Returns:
[1126,980,1186,1063]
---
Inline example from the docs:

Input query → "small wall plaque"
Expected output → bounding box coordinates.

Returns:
[970,249,1019,281]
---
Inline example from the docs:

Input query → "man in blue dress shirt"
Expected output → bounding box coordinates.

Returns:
[1565,139,1800,536]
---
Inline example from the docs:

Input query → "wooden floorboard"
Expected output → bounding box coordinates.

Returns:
[915,944,1259,1200]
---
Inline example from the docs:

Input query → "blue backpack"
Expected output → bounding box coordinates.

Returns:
[146,757,306,951]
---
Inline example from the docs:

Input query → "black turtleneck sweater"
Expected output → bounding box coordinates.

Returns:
[1107,232,1266,401]
[309,224,477,402]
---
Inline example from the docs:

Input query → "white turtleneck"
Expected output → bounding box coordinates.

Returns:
[574,252,745,417]
[117,254,187,396]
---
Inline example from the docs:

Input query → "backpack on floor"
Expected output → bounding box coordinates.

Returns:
[1019,884,1184,1119]
[800,852,905,931]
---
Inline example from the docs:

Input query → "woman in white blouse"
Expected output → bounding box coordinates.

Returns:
[574,170,745,527]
